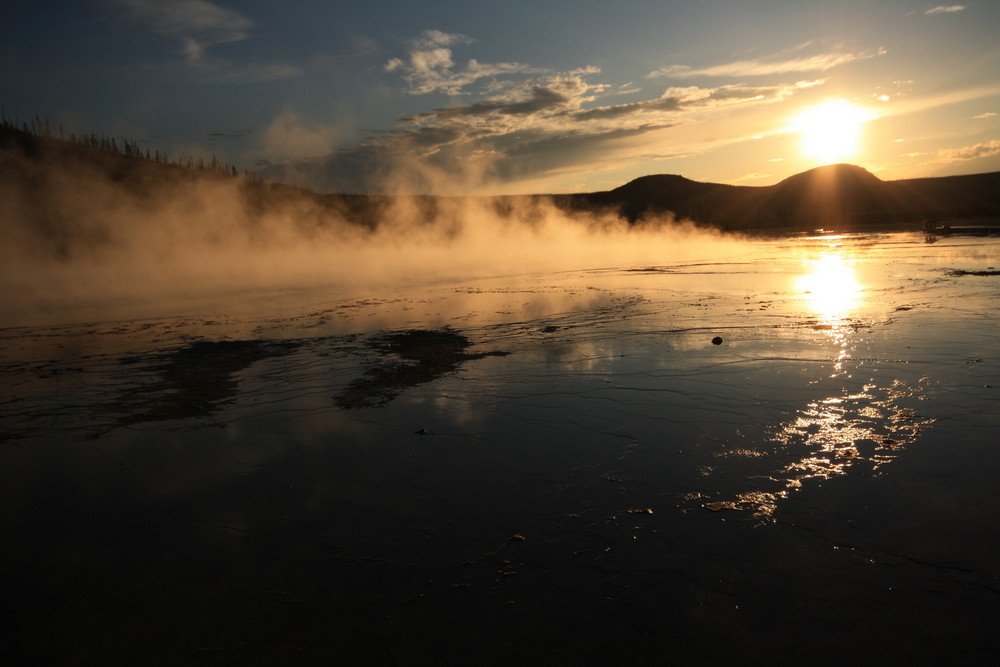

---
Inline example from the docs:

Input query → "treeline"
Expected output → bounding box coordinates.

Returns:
[0,114,550,235]
[0,112,407,249]
[0,112,257,181]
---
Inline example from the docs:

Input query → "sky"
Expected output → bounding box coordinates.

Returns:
[3,0,999,194]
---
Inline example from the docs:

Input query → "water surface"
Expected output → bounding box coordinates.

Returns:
[2,231,998,664]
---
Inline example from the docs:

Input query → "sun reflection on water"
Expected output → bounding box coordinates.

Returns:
[701,379,936,521]
[697,247,937,521]
[796,252,864,378]
[774,381,933,477]
[796,254,862,324]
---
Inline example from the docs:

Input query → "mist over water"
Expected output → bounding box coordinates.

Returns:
[0,146,746,326]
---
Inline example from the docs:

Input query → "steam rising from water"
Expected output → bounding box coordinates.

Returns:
[1,147,746,326]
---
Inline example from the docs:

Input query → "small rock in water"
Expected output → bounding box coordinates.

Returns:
[711,336,723,345]
[414,427,432,435]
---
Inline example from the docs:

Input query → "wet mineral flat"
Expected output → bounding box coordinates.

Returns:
[2,231,999,664]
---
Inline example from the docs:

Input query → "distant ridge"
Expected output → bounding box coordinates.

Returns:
[564,163,1000,229]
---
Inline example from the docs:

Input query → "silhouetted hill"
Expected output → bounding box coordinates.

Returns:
[764,164,895,227]
[598,174,742,223]
[562,163,1000,229]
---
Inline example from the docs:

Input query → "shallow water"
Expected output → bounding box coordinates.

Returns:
[2,231,999,664]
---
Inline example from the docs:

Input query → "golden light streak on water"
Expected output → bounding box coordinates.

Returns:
[796,250,863,378]
[796,253,862,324]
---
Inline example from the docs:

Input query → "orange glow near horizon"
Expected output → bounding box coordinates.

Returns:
[791,100,869,164]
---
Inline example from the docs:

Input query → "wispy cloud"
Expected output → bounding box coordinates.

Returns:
[733,172,771,183]
[872,83,1000,121]
[972,111,997,119]
[648,43,885,78]
[117,0,301,82]
[938,139,1000,161]
[384,30,535,95]
[572,80,813,122]
[925,5,966,15]
[118,0,252,63]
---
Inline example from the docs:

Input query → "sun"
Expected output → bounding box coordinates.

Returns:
[791,100,868,163]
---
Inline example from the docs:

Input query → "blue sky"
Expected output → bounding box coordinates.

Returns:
[3,1,999,193]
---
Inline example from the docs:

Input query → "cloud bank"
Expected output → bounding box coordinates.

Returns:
[264,32,862,194]
[383,29,534,95]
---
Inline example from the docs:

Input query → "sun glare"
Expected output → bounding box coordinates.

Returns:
[792,100,868,163]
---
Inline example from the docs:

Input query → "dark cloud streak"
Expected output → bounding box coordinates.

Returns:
[115,0,302,84]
